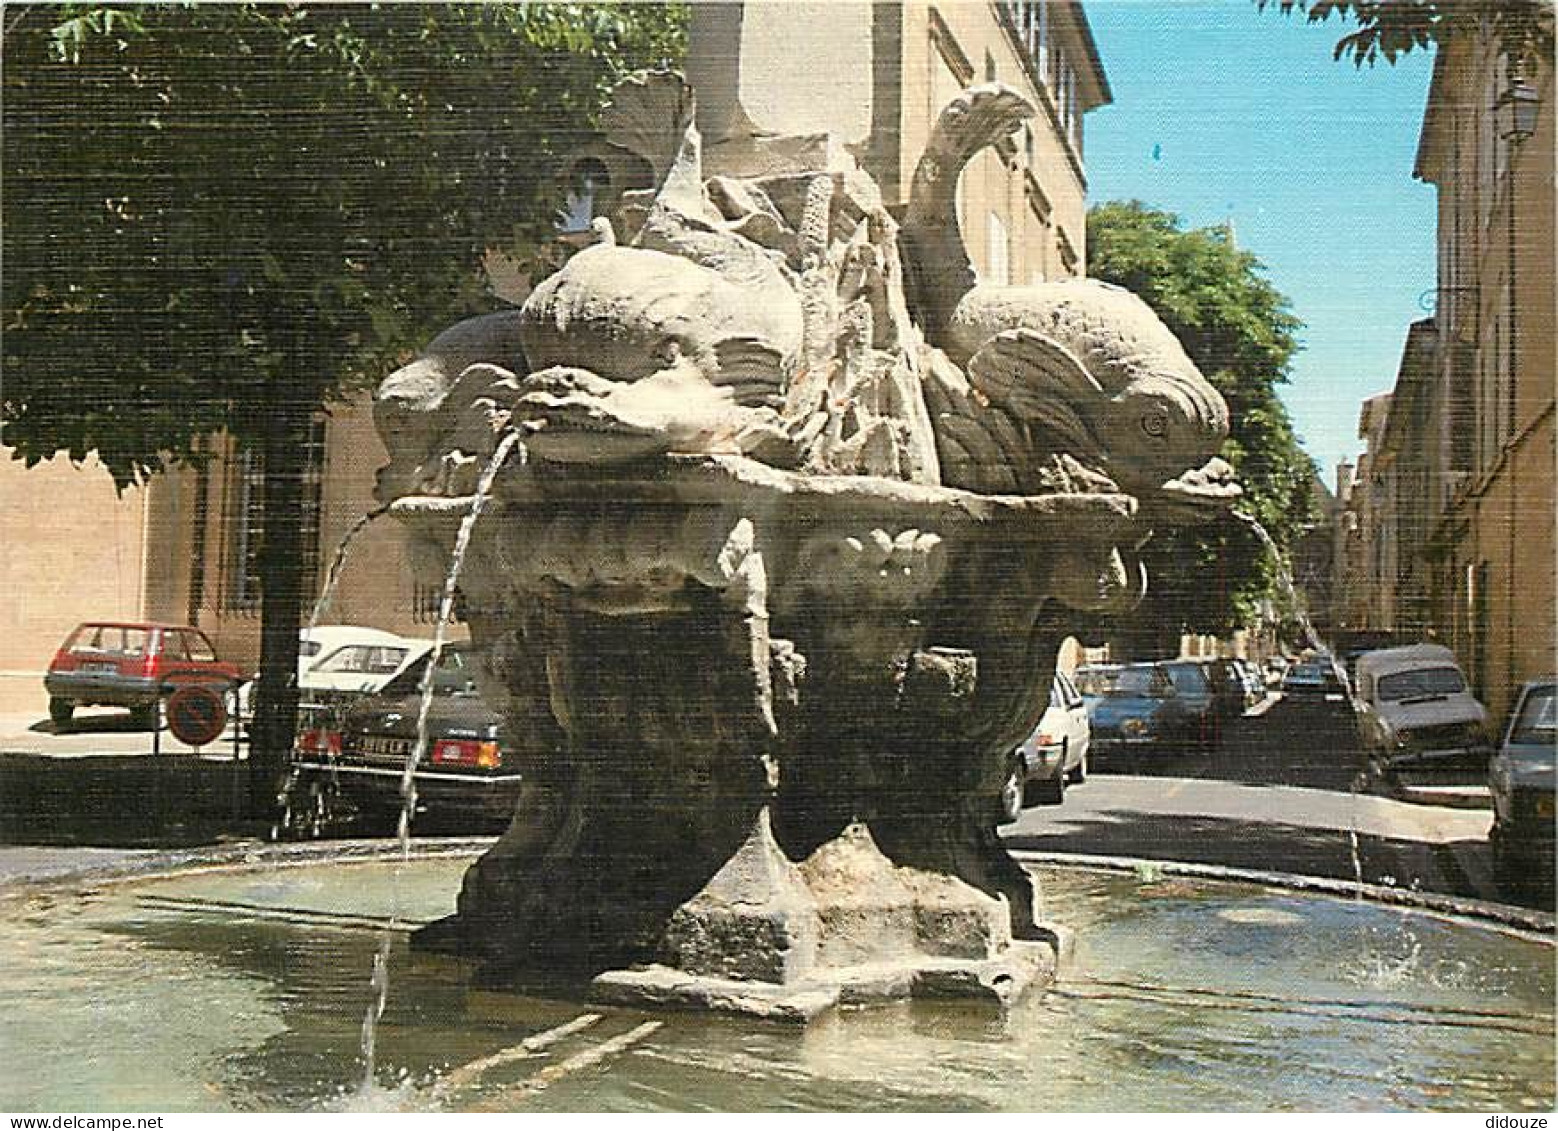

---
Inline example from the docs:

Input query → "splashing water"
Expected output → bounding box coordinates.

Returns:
[356,429,525,1096]
[271,504,393,838]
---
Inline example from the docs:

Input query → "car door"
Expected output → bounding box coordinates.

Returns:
[1060,673,1089,763]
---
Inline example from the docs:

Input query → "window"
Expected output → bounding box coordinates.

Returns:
[225,419,326,612]
[68,625,148,657]
[184,632,217,662]
[1037,1,1051,87]
[1377,667,1467,701]
[985,211,1010,286]
[161,631,191,663]
[984,48,997,83]
[1509,686,1556,746]
[313,644,411,676]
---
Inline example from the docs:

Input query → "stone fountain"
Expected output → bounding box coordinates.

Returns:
[371,72,1239,1020]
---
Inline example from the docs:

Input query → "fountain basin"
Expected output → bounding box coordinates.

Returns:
[0,843,1551,1112]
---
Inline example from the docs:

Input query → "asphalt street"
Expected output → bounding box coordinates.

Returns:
[0,689,1550,917]
[1000,692,1550,912]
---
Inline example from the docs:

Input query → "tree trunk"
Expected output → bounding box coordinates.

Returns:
[247,386,311,816]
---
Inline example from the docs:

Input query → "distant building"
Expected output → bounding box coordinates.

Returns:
[1342,28,1554,718]
[2,2,1114,682]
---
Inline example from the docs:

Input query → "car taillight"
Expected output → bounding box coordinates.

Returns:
[141,653,160,679]
[1035,733,1056,746]
[432,739,502,769]
[298,728,341,756]
[49,650,73,672]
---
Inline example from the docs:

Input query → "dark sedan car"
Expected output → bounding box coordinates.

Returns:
[288,643,520,831]
[1163,660,1222,750]
[1087,663,1197,765]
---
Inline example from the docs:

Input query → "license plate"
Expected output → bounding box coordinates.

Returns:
[358,736,412,757]
[82,662,119,674]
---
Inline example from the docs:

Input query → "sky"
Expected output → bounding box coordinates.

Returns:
[1080,0,1438,485]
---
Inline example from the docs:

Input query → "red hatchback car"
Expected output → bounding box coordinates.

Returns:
[45,622,244,727]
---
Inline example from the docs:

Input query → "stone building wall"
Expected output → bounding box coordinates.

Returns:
[0,448,149,709]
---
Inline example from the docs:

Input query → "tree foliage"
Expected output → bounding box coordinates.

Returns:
[3,2,687,481]
[1087,201,1319,638]
[1257,0,1555,69]
[1,2,686,807]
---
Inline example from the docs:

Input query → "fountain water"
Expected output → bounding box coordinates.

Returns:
[271,504,392,839]
[1232,509,1377,923]
[358,428,524,1093]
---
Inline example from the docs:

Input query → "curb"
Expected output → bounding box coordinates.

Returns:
[1012,849,1556,937]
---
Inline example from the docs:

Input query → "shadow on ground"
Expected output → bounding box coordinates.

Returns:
[0,753,263,847]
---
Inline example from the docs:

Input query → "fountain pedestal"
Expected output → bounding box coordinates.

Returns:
[397,457,1124,1017]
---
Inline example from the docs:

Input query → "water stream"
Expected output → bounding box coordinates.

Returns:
[357,428,525,1094]
[271,504,392,838]
[1232,510,1371,901]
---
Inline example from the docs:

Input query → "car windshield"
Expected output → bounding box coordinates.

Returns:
[67,625,149,656]
[313,644,410,676]
[1165,664,1208,694]
[1111,667,1167,697]
[1509,686,1556,746]
[379,648,475,698]
[1377,667,1466,701]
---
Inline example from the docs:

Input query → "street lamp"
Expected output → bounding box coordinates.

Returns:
[1495,78,1539,144]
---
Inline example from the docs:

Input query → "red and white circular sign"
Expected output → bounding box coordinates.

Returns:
[164,684,228,747]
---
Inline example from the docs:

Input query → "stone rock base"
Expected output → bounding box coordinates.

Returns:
[589,936,1064,1024]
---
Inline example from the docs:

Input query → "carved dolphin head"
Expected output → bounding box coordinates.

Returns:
[514,242,801,465]
[955,280,1240,517]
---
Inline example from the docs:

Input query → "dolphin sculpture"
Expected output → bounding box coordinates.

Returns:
[900,84,1239,520]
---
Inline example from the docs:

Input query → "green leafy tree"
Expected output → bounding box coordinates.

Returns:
[2,3,686,809]
[1087,201,1319,648]
[1258,0,1554,69]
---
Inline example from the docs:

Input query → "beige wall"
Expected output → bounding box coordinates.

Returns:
[896,2,1091,281]
[1413,35,1555,721]
[0,448,148,672]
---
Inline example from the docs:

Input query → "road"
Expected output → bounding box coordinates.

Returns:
[1002,691,1553,914]
[0,689,1550,917]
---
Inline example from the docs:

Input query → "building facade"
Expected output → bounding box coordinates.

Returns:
[2,2,1113,682]
[1341,27,1554,719]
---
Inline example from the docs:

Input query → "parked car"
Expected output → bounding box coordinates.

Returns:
[289,642,518,829]
[1202,658,1251,720]
[1073,664,1122,707]
[45,621,244,727]
[238,626,432,723]
[1163,660,1222,749]
[999,672,1092,820]
[1262,656,1291,687]
[1487,679,1555,893]
[1353,644,1490,771]
[1086,663,1196,765]
[1281,660,1344,699]
[1231,659,1266,706]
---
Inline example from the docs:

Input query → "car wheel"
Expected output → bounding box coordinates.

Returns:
[48,697,74,726]
[1068,746,1088,785]
[998,760,1025,824]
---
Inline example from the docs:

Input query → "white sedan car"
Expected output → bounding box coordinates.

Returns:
[238,626,433,722]
[999,671,1092,821]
